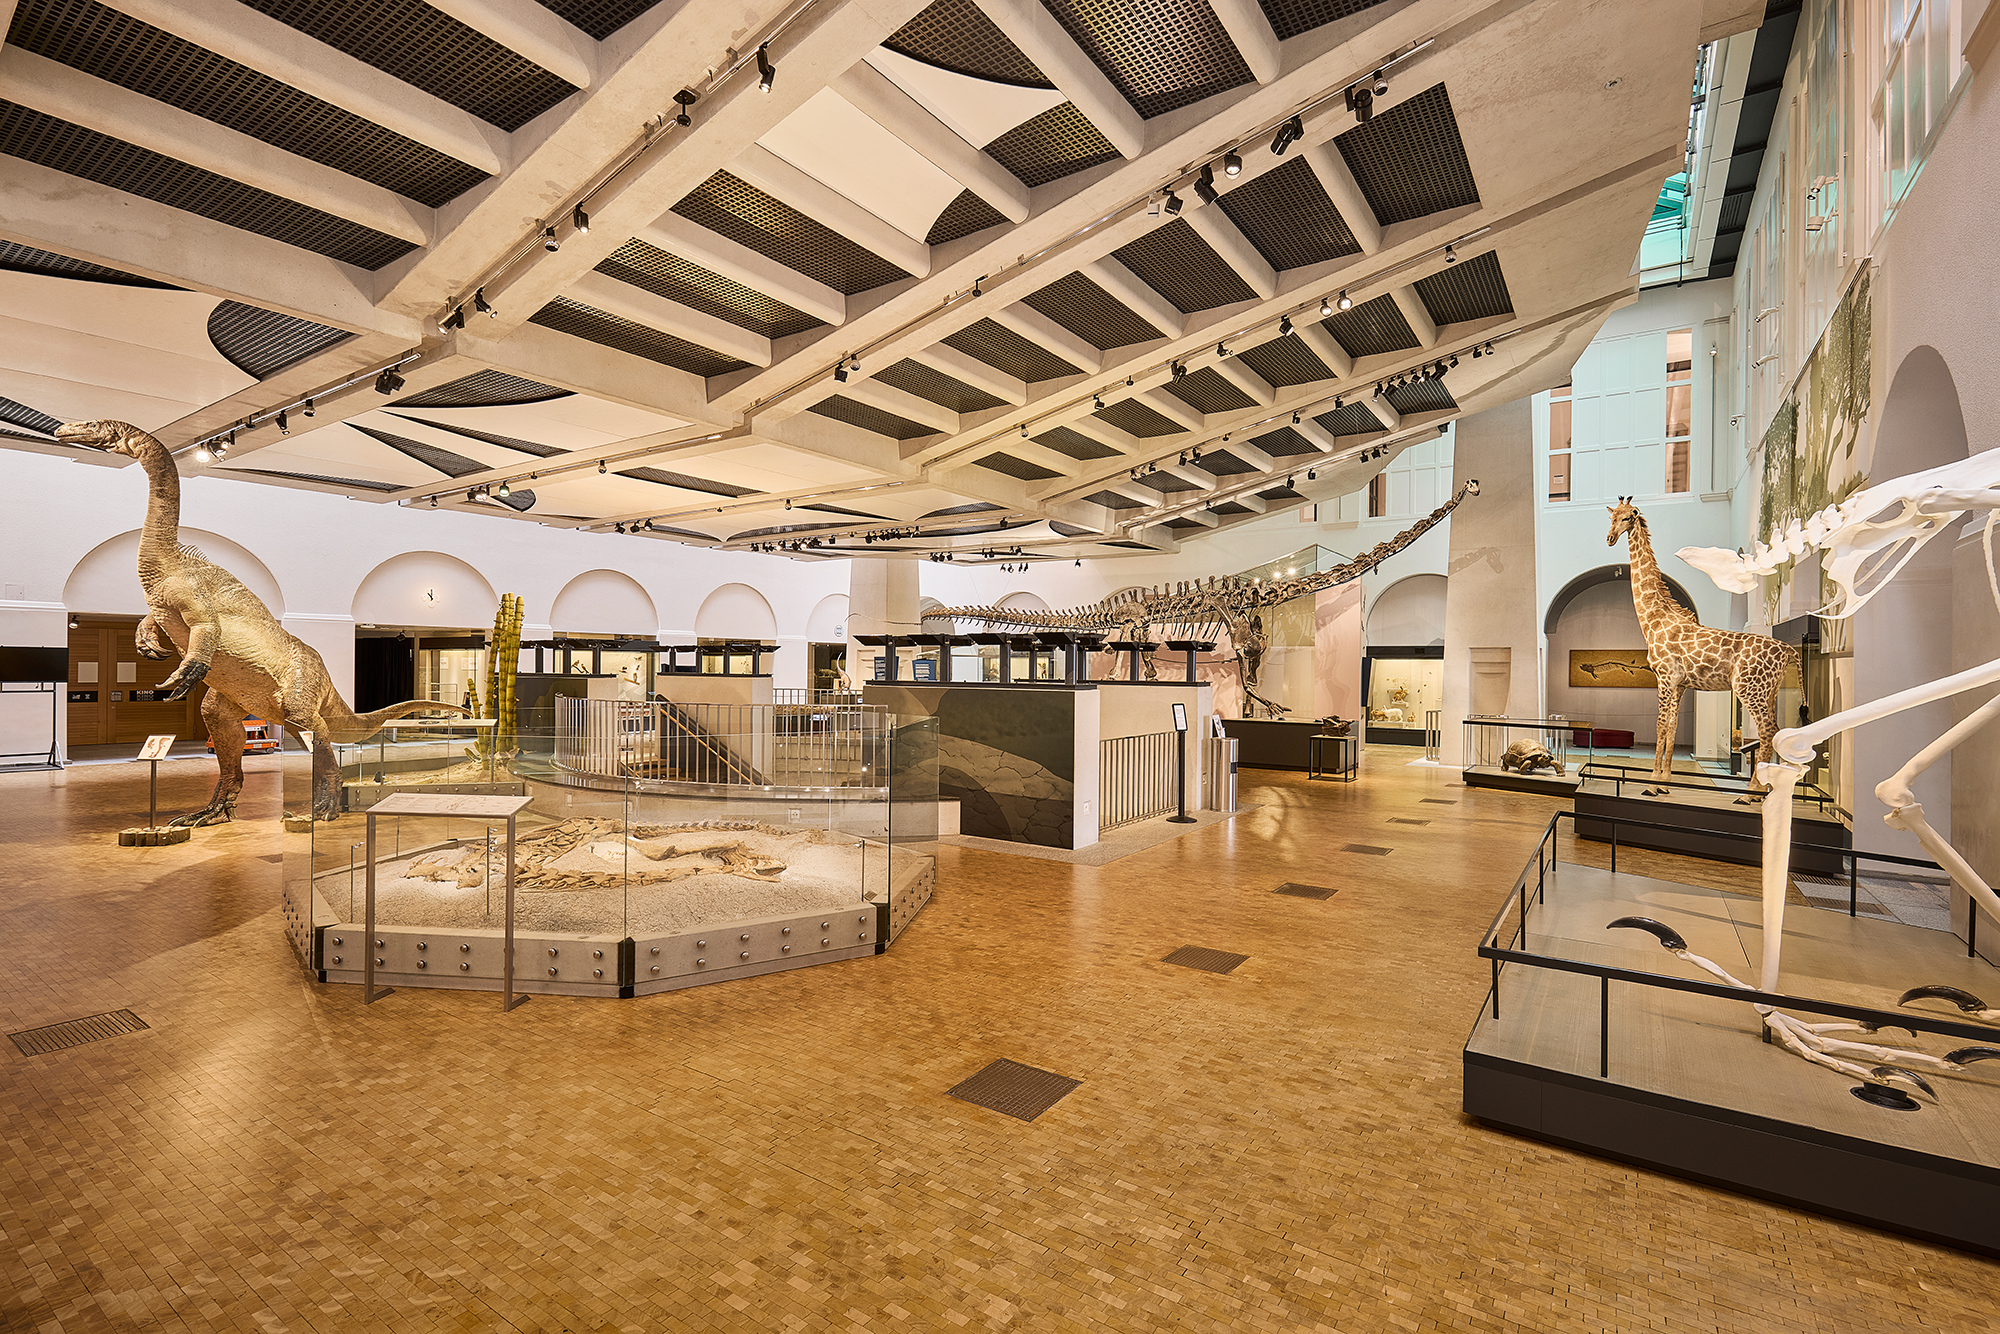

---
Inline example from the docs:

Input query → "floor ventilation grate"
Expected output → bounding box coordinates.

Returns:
[10,1009,149,1057]
[1341,844,1393,856]
[1421,798,1458,804]
[1274,883,1337,900]
[946,1059,1081,1122]
[1162,945,1249,974]
[1388,817,1430,825]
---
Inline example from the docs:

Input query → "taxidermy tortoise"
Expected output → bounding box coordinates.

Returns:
[1500,740,1564,775]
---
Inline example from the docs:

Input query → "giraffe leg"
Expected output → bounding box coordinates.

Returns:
[170,691,249,827]
[1737,688,1783,802]
[1645,680,1684,795]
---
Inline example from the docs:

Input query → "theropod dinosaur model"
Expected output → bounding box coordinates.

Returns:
[55,419,464,825]
[934,481,1480,702]
[1607,499,1796,799]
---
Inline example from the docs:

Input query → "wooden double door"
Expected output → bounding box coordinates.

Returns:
[66,615,209,747]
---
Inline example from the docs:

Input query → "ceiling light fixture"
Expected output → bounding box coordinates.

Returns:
[1278,315,1293,336]
[1163,188,1183,215]
[1337,290,1354,310]
[1443,243,1457,263]
[1333,396,1343,410]
[474,288,495,318]
[1194,165,1218,205]
[1292,411,1301,425]
[303,399,315,417]
[833,362,848,383]
[673,87,698,127]
[430,495,438,507]
[1320,295,1333,316]
[1093,393,1104,409]
[1217,341,1231,358]
[276,410,289,436]
[542,227,560,253]
[193,443,212,463]
[1147,192,1161,217]
[1470,344,1482,358]
[1346,83,1374,124]
[598,459,607,474]
[1373,69,1390,96]
[442,305,466,331]
[572,204,590,234]
[496,480,511,498]
[375,369,404,395]
[1171,361,1186,380]
[1271,114,1304,156]
[1221,151,1242,177]
[756,44,775,93]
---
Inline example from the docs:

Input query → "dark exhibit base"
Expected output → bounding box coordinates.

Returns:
[1219,718,1325,771]
[1462,764,1581,797]
[1574,779,1849,874]
[1465,1055,2000,1259]
[1365,725,1427,746]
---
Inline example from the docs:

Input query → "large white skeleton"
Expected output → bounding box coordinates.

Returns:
[1608,449,2000,1105]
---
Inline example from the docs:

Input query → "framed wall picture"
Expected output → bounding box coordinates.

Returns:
[1568,649,1658,688]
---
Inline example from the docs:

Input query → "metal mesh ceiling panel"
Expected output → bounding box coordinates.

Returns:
[235,467,400,491]
[1386,376,1457,415]
[386,414,567,457]
[1095,398,1185,438]
[351,423,484,477]
[0,239,172,287]
[10,0,488,207]
[1034,426,1121,460]
[1315,401,1387,435]
[395,371,571,408]
[885,0,1052,87]
[1164,516,1207,528]
[236,0,576,131]
[922,502,1004,517]
[974,452,1062,481]
[1255,0,1390,40]
[0,395,62,435]
[1138,471,1201,493]
[874,359,1005,412]
[0,102,415,269]
[942,319,1080,382]
[985,103,1120,188]
[1209,500,1254,514]
[927,189,1009,245]
[598,240,822,339]
[529,298,750,377]
[1258,482,1303,500]
[1022,272,1161,351]
[1197,449,1258,475]
[1164,367,1255,414]
[1084,489,1147,508]
[808,395,938,440]
[1040,0,1253,119]
[1217,157,1360,271]
[1112,220,1256,314]
[493,487,536,511]
[205,301,351,379]
[673,172,909,295]
[616,466,757,497]
[1322,294,1418,359]
[533,0,662,40]
[1412,251,1513,326]
[1335,84,1480,226]
[1250,425,1319,457]
[1234,333,1332,387]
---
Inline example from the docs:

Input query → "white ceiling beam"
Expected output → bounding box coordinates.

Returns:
[1224,440,1276,471]
[1295,321,1354,378]
[1363,394,1401,432]
[424,0,595,91]
[732,144,931,279]
[100,0,507,175]
[1079,258,1184,339]
[0,50,431,247]
[1391,285,1439,349]
[1109,480,1158,505]
[1065,417,1144,456]
[989,441,1084,476]
[1228,492,1269,514]
[1178,506,1220,527]
[969,0,1143,159]
[565,270,773,367]
[639,213,845,327]
[843,379,959,435]
[1302,139,1381,255]
[1137,389,1203,432]
[456,321,723,424]
[1184,203,1277,298]
[1161,463,1217,491]
[1294,419,1346,452]
[908,345,1027,405]
[835,63,1031,223]
[1208,0,1281,83]
[989,305,1100,374]
[1212,357,1274,406]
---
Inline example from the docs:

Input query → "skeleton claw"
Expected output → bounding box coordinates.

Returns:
[1946,1046,2000,1066]
[1898,985,2000,1021]
[1606,917,1688,951]
[1868,1065,1938,1099]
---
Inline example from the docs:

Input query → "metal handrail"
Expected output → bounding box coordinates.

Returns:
[1577,759,1839,812]
[1475,809,1962,1076]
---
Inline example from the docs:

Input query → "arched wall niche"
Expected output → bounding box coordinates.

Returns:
[694,582,777,640]
[1542,565,1695,635]
[1544,579,1689,743]
[351,551,496,628]
[66,529,284,616]
[804,593,848,641]
[550,569,657,636]
[1365,574,1447,645]
[996,590,1049,612]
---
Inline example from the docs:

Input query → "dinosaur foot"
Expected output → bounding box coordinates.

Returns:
[167,802,236,828]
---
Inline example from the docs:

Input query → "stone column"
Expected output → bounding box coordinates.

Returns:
[1440,399,1540,766]
[848,561,918,685]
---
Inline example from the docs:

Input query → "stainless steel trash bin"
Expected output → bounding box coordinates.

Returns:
[1203,737,1238,812]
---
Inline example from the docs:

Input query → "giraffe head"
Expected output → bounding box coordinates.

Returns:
[1606,497,1647,546]
[55,419,154,459]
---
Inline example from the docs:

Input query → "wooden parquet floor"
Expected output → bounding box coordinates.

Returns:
[3,754,1997,1333]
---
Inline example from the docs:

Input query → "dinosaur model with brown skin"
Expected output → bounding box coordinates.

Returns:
[55,419,464,825]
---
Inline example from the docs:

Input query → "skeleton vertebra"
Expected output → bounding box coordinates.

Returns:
[932,481,1480,699]
[54,419,464,824]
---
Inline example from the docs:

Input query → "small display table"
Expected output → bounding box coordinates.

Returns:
[1308,732,1358,782]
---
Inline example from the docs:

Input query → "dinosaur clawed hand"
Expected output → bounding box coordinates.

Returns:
[160,660,209,700]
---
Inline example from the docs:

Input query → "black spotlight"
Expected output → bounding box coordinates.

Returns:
[833,362,848,383]
[756,43,775,93]
[1221,151,1242,177]
[1278,315,1293,336]
[1217,341,1231,358]
[1471,344,1482,358]
[442,305,466,331]
[1346,84,1374,124]
[572,204,590,234]
[673,88,698,127]
[1271,114,1304,156]
[1171,361,1187,380]
[375,368,405,395]
[542,227,560,252]
[1194,165,1218,205]
[1443,243,1457,264]
[598,459,607,474]
[1163,189,1183,215]
[474,287,495,318]
[276,409,289,435]
[303,398,315,417]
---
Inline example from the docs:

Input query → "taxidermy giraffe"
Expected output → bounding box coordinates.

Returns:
[55,420,465,825]
[1606,498,1796,798]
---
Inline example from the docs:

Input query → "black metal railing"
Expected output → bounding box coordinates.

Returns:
[1577,758,1839,812]
[1475,810,1962,1079]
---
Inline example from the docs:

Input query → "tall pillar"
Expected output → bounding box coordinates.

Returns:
[848,561,919,685]
[1440,399,1540,766]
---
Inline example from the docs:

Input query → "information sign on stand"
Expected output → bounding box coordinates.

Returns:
[1168,703,1196,824]
[119,734,191,846]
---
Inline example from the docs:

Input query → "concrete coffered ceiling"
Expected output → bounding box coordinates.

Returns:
[0,0,1767,563]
